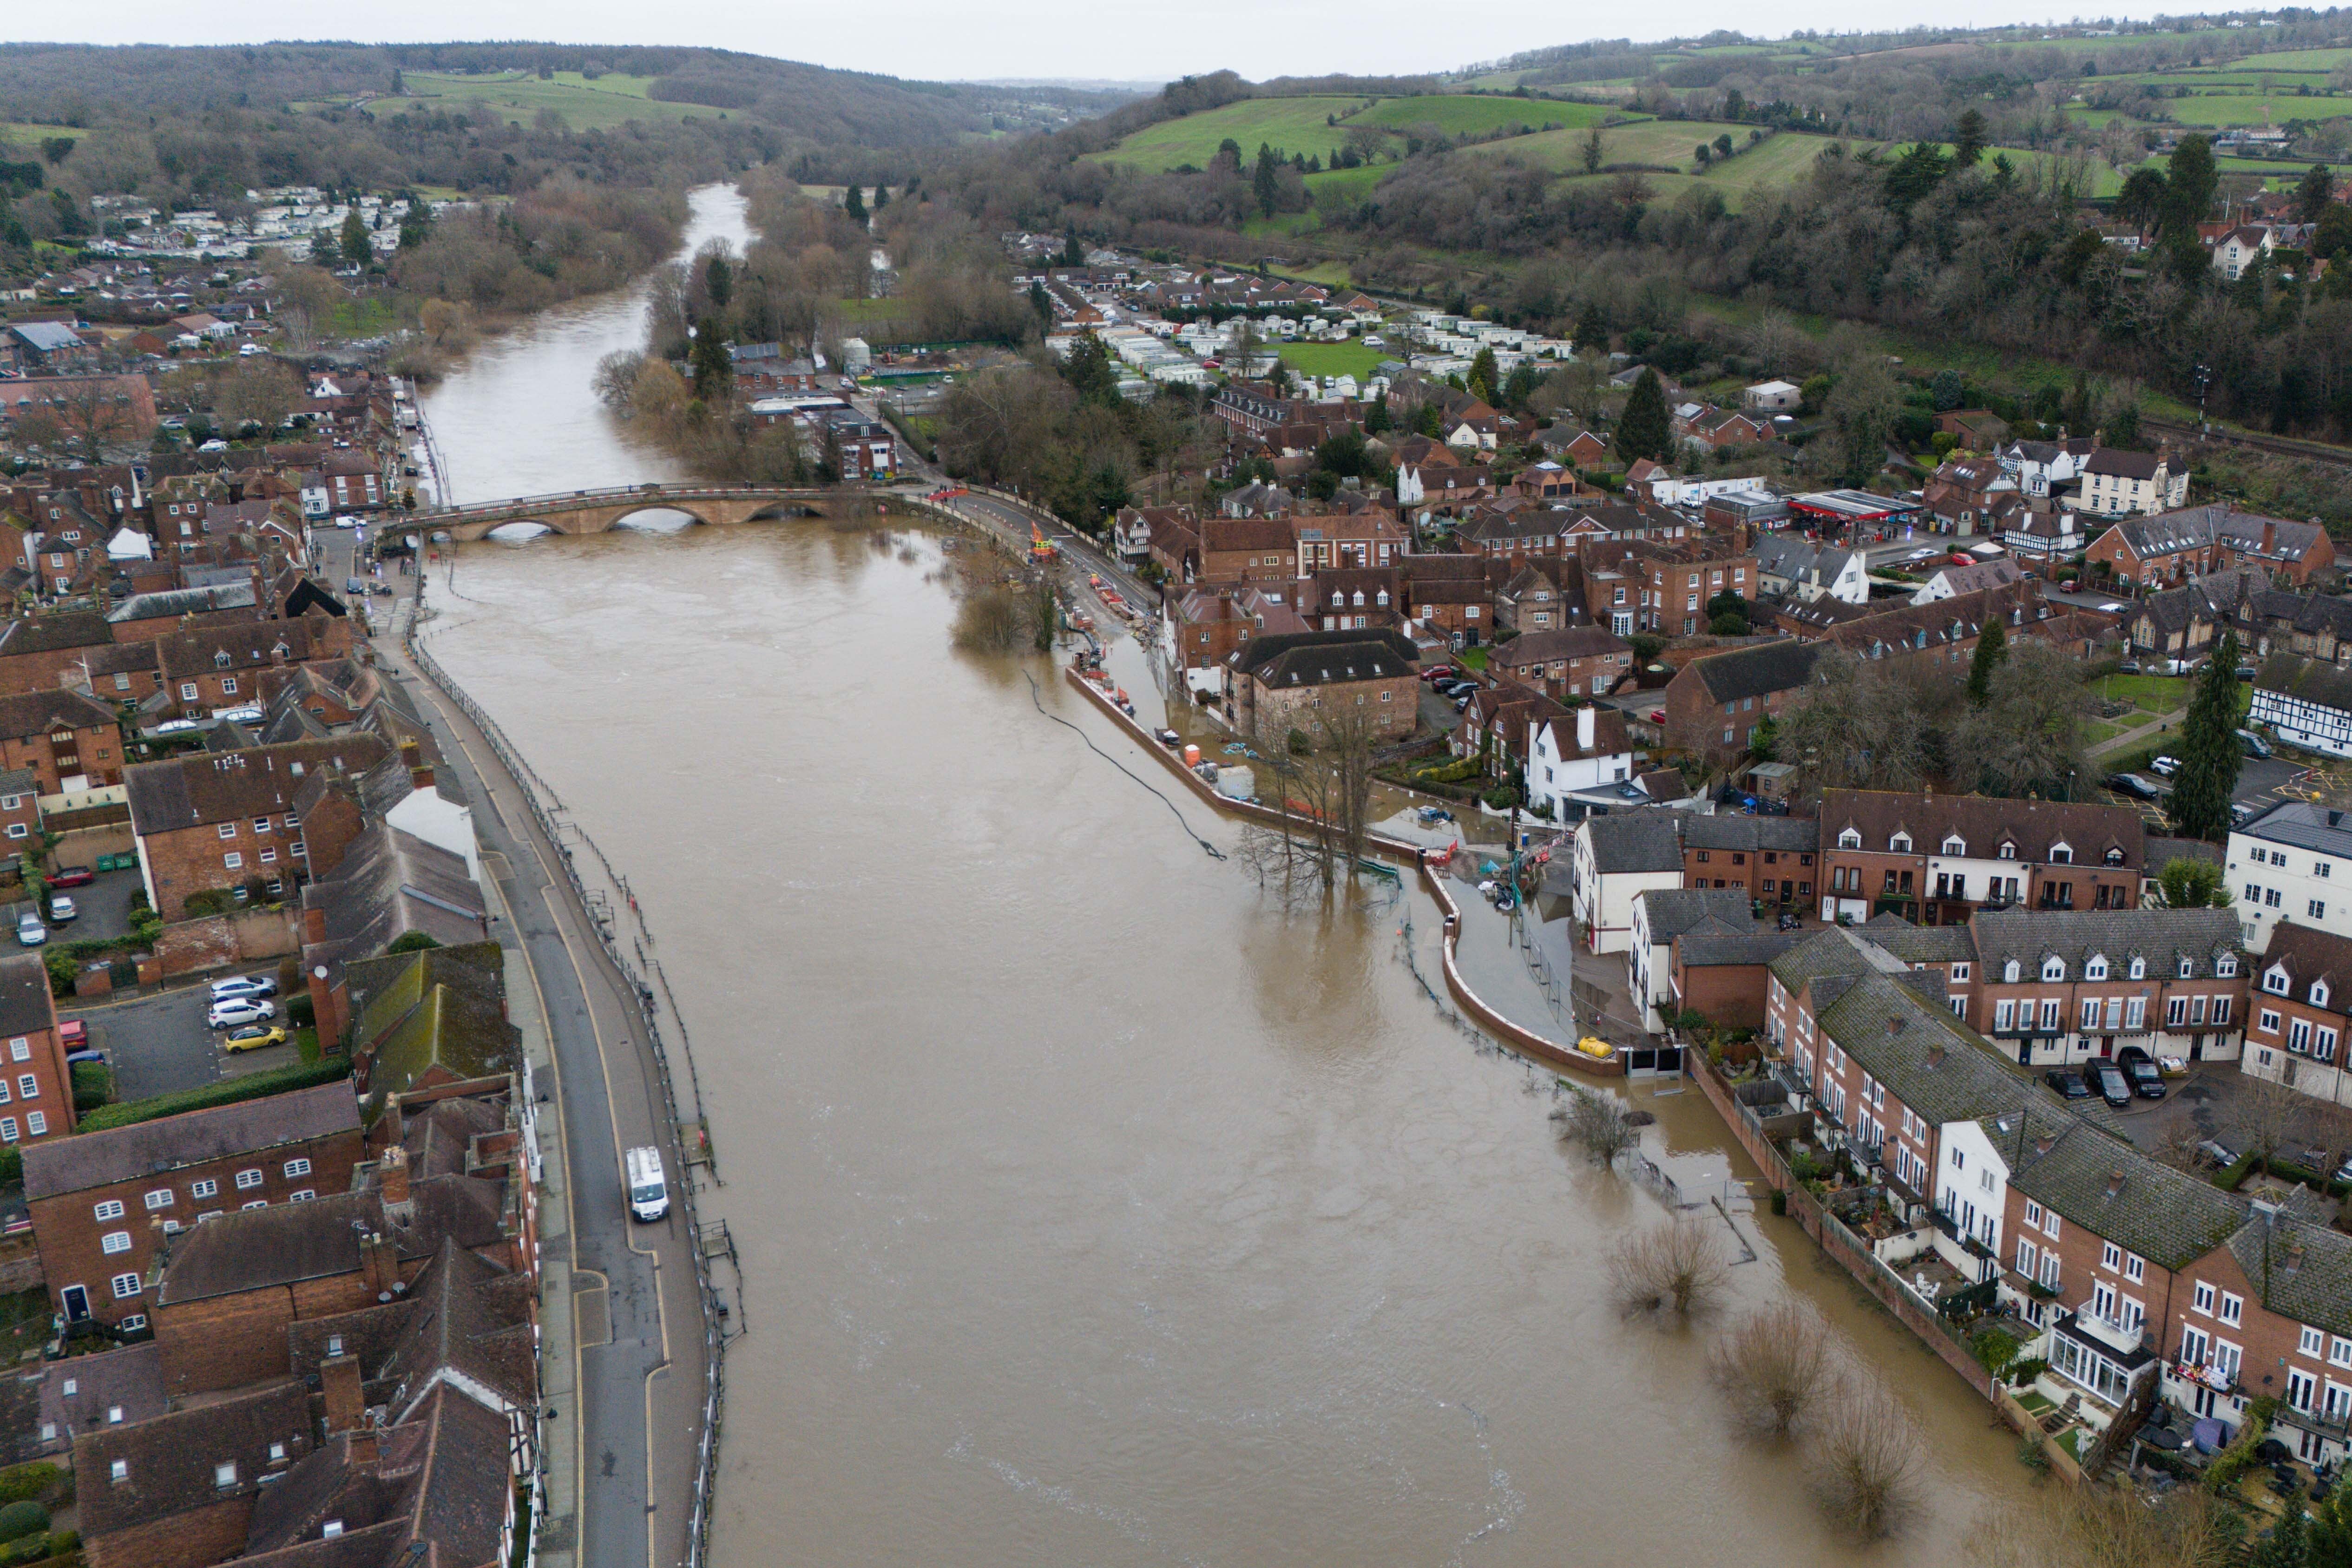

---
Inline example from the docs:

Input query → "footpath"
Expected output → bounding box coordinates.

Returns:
[378,585,716,1568]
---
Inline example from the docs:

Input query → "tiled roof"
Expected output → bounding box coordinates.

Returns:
[1636,887,1755,943]
[74,1379,312,1539]
[1816,971,2030,1129]
[1820,788,2146,867]
[1856,912,1978,963]
[1493,626,1631,665]
[1689,639,1825,705]
[2256,652,2352,715]
[125,737,387,833]
[1682,814,1815,853]
[1970,907,2241,981]
[2253,921,2352,1018]
[2004,1117,2246,1271]
[0,686,116,741]
[23,1078,358,1201]
[1582,810,1684,874]
[2232,1210,2352,1338]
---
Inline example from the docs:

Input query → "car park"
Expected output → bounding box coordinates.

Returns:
[210,974,277,1000]
[2233,800,2262,826]
[221,1025,288,1053]
[46,896,74,925]
[2115,1046,2166,1100]
[207,997,276,1029]
[2089,1059,2133,1109]
[2043,1067,2090,1099]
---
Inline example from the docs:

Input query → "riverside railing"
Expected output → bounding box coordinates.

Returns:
[403,608,730,1568]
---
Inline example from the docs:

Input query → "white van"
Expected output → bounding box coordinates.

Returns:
[624,1146,668,1222]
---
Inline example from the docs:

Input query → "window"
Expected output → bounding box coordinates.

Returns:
[143,1189,171,1211]
[2003,959,2021,983]
[2179,955,2195,979]
[2168,996,2188,1027]
[191,1179,217,1199]
[29,1113,49,1137]
[2220,1291,2244,1327]
[222,853,242,871]
[2304,1326,2327,1358]
[2332,1337,2352,1369]
[242,1199,267,1210]
[234,1169,262,1190]
[2043,1213,2060,1242]
[2042,956,2066,982]
[2085,956,2108,981]
[2101,1241,2122,1272]
[2314,900,2329,920]
[109,1461,126,1483]
[110,1273,139,1300]
[2262,1010,2283,1035]
[288,1189,315,1202]
[2124,1253,2145,1284]
[283,1158,310,1180]
[2215,997,2233,1025]
[92,1200,123,1221]
[2016,1238,2039,1276]
[2023,1201,2043,1228]
[217,822,236,840]
[2218,956,2239,978]
[215,1461,237,1488]
[2,1118,22,1144]
[17,1076,34,1102]
[179,682,197,702]
[1952,963,1971,982]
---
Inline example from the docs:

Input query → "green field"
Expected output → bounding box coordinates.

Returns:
[1472,117,1755,173]
[398,71,708,131]
[1275,341,1388,379]
[1091,96,1380,171]
[1351,95,1628,136]
[0,122,60,149]
[1305,163,1386,206]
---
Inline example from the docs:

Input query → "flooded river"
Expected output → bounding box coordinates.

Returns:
[421,188,2031,1566]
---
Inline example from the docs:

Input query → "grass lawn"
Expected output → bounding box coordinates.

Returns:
[1271,259,1353,287]
[1091,96,1380,172]
[1276,341,1387,379]
[2167,92,2352,125]
[295,1027,321,1065]
[1459,648,1490,671]
[0,122,64,149]
[1305,164,1388,207]
[2057,1428,2084,1461]
[1474,118,1754,174]
[328,296,401,337]
[399,71,709,132]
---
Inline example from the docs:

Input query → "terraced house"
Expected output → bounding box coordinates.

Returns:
[1816,789,2148,927]
[1966,907,2246,1068]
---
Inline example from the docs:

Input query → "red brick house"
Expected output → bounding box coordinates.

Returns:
[1815,789,2148,926]
[1662,640,1826,760]
[0,687,123,792]
[1197,517,1298,587]
[1488,625,1634,699]
[125,736,388,919]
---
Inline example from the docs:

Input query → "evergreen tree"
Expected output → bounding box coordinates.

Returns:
[1060,228,1084,267]
[1617,367,1671,463]
[2306,1478,2352,1567]
[844,184,866,223]
[2169,630,2246,840]
[1575,301,1604,352]
[1028,281,1052,330]
[1952,108,1989,168]
[1253,143,1279,220]
[340,207,370,266]
[873,183,890,211]
[705,255,732,310]
[2299,163,2337,225]
[2162,135,2219,239]
[690,324,732,402]
[1502,360,1538,411]
[2254,1497,2310,1568]
[1965,614,2006,707]
[1468,346,1499,406]
[1361,397,1391,436]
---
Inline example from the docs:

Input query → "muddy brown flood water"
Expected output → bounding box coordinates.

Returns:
[425,523,2034,1567]
[415,183,2033,1565]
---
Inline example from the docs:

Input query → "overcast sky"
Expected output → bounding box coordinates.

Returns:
[6,0,2210,83]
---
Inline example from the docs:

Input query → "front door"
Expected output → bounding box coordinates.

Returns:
[59,1286,87,1323]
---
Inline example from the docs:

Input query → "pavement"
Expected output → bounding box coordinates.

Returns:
[382,582,704,1568]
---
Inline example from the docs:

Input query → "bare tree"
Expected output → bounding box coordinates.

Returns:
[2226,1069,2311,1175]
[213,361,301,435]
[1710,1299,1837,1437]
[1551,1085,1637,1166]
[1608,1216,1729,1319]
[1808,1377,1924,1540]
[1952,640,2095,797]
[1971,1486,2230,1568]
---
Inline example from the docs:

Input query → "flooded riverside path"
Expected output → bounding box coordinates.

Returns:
[419,187,2034,1566]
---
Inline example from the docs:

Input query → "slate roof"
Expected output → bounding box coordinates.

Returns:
[2257,652,2352,715]
[1229,626,1418,685]
[1582,810,1685,874]
[2147,835,2222,869]
[23,1079,359,1201]
[1678,929,1807,967]
[2109,502,2327,565]
[0,954,51,1040]
[1970,908,2241,980]
[2004,1117,2247,1271]
[1815,971,2030,1129]
[1768,924,1917,995]
[2236,799,2352,861]
[1857,912,1979,963]
[299,825,487,980]
[2084,448,2163,481]
[1491,626,1631,666]
[1636,887,1755,944]
[1688,639,1824,705]
[34,1341,165,1450]
[0,612,112,656]
[2232,1210,2352,1338]
[2253,922,2352,1018]
[1682,814,1815,854]
[381,1239,536,1422]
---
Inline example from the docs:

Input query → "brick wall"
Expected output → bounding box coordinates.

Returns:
[139,813,301,922]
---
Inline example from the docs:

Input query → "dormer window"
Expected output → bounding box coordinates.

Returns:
[2128,956,2145,980]
[215,1461,237,1488]
[2218,955,2239,978]
[2267,967,2291,995]
[2315,982,2332,1008]
[213,651,230,668]
[2104,846,2125,866]
[2042,956,2066,982]
[2084,955,2108,981]
[2003,959,2021,983]
[1998,842,2017,860]
[1941,836,1966,856]
[2178,955,2194,978]
[1838,828,1861,850]
[2049,842,2073,865]
[110,1460,126,1483]
[1889,833,1912,854]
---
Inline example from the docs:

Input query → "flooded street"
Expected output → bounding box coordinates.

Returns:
[418,186,2032,1565]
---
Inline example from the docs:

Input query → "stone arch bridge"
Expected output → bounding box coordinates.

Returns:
[427,484,880,543]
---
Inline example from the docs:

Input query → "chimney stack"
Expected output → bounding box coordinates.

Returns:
[347,1426,379,1467]
[378,1143,410,1208]
[321,1354,363,1435]
[361,1232,399,1302]
[2106,1169,2125,1198]
[1577,704,1596,752]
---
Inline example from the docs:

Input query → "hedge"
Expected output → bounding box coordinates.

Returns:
[78,1058,352,1133]
[0,1466,57,1509]
[0,1502,46,1546]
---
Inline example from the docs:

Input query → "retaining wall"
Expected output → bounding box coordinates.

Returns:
[1060,665,1618,1078]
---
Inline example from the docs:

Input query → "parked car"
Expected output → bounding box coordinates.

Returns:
[207,997,276,1029]
[2238,728,2273,759]
[210,974,278,1000]
[46,896,74,925]
[58,1020,85,1051]
[2107,773,2164,800]
[2233,800,2263,826]
[2196,1138,2240,1168]
[2149,755,2182,777]
[2118,660,2142,674]
[46,865,92,889]
[2236,666,2258,681]
[2089,1059,2133,1109]
[14,916,42,948]
[335,515,360,530]
[221,1024,288,1053]
[2043,1067,2090,1100]
[63,1049,105,1068]
[2115,1046,2166,1099]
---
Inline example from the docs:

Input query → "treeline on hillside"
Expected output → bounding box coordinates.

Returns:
[388,181,686,318]
[0,42,1122,144]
